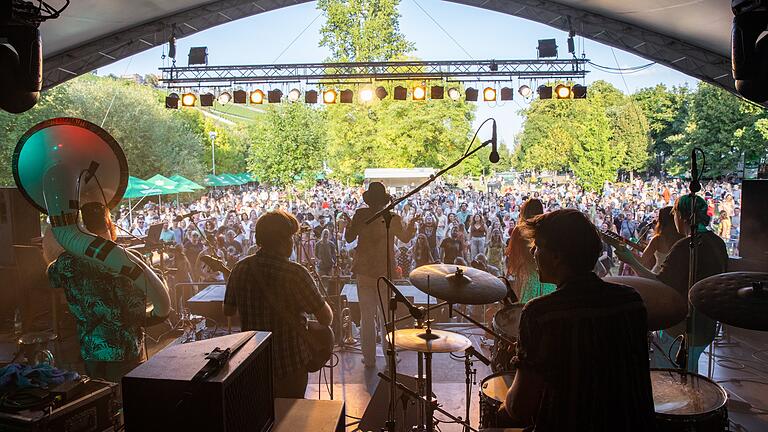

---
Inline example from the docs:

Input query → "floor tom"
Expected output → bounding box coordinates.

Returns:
[651,368,728,432]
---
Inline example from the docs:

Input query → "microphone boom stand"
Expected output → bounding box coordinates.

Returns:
[365,122,496,432]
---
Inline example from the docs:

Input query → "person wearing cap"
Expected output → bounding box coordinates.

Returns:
[345,182,418,368]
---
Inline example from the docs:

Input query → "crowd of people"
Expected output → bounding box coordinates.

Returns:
[113,175,743,286]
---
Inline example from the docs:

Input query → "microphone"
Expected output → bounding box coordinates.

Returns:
[174,210,201,222]
[380,277,424,321]
[466,346,491,366]
[489,120,500,163]
[689,148,701,193]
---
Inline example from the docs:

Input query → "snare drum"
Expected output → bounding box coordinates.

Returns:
[490,304,523,372]
[479,370,516,429]
[651,368,728,432]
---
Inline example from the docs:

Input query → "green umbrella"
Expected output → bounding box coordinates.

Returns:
[169,174,205,190]
[146,174,194,194]
[123,176,162,199]
[203,174,227,187]
[220,173,245,185]
[237,172,257,183]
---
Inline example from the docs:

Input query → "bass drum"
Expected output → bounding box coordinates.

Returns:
[490,304,523,373]
[651,368,728,432]
[479,370,516,429]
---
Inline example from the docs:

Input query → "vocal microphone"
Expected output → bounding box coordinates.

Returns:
[489,119,500,164]
[174,210,201,222]
[689,148,701,193]
[380,277,425,320]
[466,346,491,366]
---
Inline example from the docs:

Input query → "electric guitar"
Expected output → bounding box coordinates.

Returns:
[199,254,334,372]
[599,230,645,253]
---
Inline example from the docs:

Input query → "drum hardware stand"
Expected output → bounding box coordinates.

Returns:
[366,118,497,432]
[449,305,515,347]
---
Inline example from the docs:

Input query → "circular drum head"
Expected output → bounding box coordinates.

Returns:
[481,371,516,402]
[12,118,128,214]
[650,369,727,416]
[492,304,523,340]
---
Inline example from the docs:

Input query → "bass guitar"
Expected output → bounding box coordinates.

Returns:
[199,254,334,372]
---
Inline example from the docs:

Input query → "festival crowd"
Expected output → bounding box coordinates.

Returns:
[114,175,743,284]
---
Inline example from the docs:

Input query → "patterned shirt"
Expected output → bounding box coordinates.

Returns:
[48,252,147,362]
[515,273,655,431]
[224,250,325,378]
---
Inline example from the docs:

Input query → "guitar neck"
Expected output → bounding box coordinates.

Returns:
[602,230,644,253]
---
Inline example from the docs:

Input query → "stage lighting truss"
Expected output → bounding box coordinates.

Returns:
[250,89,265,104]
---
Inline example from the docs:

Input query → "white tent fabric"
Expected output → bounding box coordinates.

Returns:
[39,0,735,94]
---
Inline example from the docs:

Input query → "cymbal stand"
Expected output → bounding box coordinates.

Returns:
[450,306,515,347]
[462,352,476,432]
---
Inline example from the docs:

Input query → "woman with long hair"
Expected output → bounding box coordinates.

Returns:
[412,233,435,268]
[486,228,505,271]
[639,206,684,273]
[505,198,556,303]
[469,214,487,260]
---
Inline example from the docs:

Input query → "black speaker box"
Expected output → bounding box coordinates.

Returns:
[739,180,768,267]
[360,373,423,432]
[122,331,274,432]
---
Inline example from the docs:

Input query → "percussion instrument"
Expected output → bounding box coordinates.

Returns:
[479,371,516,429]
[690,272,768,331]
[409,264,507,305]
[490,304,523,373]
[386,328,472,353]
[603,276,687,331]
[650,368,728,432]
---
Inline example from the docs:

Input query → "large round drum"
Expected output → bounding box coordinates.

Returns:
[650,369,728,432]
[479,371,516,429]
[490,304,523,373]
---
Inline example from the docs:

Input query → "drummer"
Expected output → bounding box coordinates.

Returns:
[501,209,655,431]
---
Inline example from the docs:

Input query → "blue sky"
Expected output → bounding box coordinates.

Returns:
[98,0,698,149]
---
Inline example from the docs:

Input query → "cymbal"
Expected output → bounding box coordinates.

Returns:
[386,328,472,353]
[409,264,507,305]
[603,276,687,331]
[690,272,768,331]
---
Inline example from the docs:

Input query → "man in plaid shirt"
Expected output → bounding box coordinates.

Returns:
[224,210,333,398]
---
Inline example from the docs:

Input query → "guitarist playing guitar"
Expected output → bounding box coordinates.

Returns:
[219,209,333,399]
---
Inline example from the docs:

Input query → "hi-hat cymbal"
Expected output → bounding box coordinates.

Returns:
[690,272,768,331]
[603,276,687,331]
[409,264,507,305]
[386,328,472,353]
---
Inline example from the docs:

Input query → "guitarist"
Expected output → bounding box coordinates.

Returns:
[223,210,333,398]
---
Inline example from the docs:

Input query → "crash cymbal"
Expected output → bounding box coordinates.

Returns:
[409,264,507,305]
[604,276,687,331]
[690,272,768,331]
[386,328,472,353]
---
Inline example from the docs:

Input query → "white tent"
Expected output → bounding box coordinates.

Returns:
[364,168,437,190]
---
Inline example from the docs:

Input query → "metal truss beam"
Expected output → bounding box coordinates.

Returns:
[159,59,589,87]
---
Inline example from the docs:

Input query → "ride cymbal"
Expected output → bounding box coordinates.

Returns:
[409,264,507,305]
[604,276,687,331]
[386,328,472,353]
[690,272,768,331]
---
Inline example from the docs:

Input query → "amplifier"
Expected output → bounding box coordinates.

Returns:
[122,331,273,432]
[0,379,117,432]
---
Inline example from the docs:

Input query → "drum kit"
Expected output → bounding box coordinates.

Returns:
[383,264,768,432]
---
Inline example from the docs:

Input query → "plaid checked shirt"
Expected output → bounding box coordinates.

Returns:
[224,249,325,378]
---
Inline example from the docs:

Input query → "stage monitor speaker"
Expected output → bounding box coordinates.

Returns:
[360,373,427,432]
[739,180,768,267]
[0,187,41,266]
[122,331,274,432]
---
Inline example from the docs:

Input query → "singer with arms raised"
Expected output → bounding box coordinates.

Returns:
[501,209,655,431]
[223,210,333,398]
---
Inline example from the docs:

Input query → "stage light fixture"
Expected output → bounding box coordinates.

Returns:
[305,90,318,104]
[518,85,532,98]
[359,88,374,102]
[483,87,497,102]
[431,86,444,99]
[233,90,247,104]
[413,85,427,101]
[537,39,558,58]
[268,89,283,103]
[537,85,553,99]
[500,87,514,101]
[165,93,179,109]
[323,89,337,104]
[218,92,232,105]
[375,86,388,100]
[181,92,197,107]
[200,93,215,107]
[340,89,353,103]
[465,87,478,102]
[288,88,301,102]
[555,84,572,99]
[393,86,407,101]
[188,47,208,65]
[447,88,461,101]
[250,90,265,104]
[572,84,587,99]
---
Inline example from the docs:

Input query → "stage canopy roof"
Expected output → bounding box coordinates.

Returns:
[40,0,734,96]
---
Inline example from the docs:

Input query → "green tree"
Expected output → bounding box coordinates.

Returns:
[633,84,690,175]
[247,103,327,185]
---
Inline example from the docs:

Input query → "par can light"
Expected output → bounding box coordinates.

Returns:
[483,87,497,102]
[375,86,388,100]
[165,93,179,109]
[413,85,427,101]
[218,92,232,105]
[200,93,214,107]
[249,90,265,104]
[323,89,337,104]
[181,93,197,107]
[287,88,301,102]
[359,88,374,102]
[447,88,461,101]
[555,84,572,99]
[518,85,532,98]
